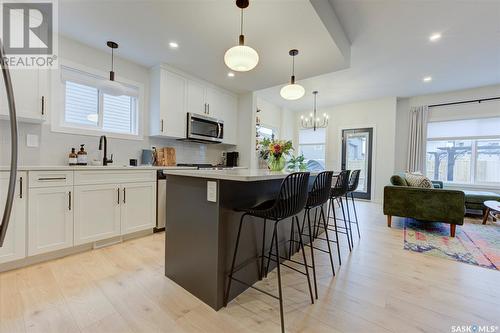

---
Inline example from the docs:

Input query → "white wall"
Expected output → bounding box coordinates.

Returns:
[299,97,398,203]
[0,36,228,166]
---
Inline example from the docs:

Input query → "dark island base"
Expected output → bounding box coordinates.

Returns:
[165,175,318,310]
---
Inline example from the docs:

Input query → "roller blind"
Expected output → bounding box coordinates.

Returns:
[64,81,99,126]
[428,117,500,139]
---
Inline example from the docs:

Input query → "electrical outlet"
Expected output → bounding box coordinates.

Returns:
[26,134,39,147]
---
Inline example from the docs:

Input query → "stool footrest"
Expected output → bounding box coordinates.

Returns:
[229,276,279,300]
[267,254,312,274]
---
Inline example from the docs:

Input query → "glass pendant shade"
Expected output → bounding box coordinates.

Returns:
[224,44,259,72]
[280,83,305,100]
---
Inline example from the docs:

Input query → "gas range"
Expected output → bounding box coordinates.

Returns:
[176,163,227,170]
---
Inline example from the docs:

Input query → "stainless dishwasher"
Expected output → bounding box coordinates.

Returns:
[155,170,167,231]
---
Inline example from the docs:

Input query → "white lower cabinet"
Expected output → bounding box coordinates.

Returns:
[28,186,73,256]
[74,184,121,245]
[121,182,156,234]
[0,172,27,264]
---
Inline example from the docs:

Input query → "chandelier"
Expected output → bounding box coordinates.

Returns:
[300,91,328,131]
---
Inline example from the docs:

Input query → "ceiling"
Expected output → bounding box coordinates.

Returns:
[58,0,349,93]
[258,0,500,111]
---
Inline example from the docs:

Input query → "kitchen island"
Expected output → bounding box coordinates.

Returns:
[164,169,317,310]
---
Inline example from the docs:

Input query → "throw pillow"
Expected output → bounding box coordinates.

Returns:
[390,175,408,186]
[404,172,433,188]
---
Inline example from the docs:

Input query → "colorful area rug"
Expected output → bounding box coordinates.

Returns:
[398,218,500,270]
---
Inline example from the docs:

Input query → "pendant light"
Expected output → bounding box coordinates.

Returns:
[98,41,126,96]
[224,0,259,72]
[280,49,305,100]
[300,91,328,131]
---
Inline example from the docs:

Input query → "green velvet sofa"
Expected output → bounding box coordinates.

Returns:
[383,175,465,237]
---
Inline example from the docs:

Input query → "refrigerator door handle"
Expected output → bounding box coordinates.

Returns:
[0,38,19,247]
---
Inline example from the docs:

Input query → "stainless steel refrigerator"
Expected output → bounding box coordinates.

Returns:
[0,38,19,248]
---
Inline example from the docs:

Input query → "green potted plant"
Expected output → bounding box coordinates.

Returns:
[288,154,307,171]
[258,138,293,171]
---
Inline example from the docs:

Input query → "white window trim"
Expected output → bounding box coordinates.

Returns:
[51,59,145,141]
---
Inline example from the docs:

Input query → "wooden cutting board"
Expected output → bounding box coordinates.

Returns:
[154,147,176,166]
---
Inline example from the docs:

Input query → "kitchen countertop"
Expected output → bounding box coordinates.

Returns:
[0,165,198,171]
[163,168,315,182]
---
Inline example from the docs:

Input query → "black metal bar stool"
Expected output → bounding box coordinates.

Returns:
[290,171,336,300]
[325,170,352,265]
[224,172,313,333]
[344,170,361,243]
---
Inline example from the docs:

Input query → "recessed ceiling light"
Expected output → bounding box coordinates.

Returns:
[227,72,235,77]
[169,41,179,49]
[429,33,441,42]
[423,76,433,82]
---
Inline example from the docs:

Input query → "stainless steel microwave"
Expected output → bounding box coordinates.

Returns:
[185,113,224,143]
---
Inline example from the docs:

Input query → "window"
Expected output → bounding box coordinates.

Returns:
[299,128,326,171]
[60,66,139,137]
[426,117,500,185]
[257,125,278,140]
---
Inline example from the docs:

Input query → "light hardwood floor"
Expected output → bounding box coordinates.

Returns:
[1,201,499,333]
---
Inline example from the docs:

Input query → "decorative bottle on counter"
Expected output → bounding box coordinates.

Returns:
[68,148,78,166]
[77,144,88,165]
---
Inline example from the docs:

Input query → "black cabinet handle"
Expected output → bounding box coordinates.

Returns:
[38,177,66,181]
[161,119,164,132]
[68,191,72,210]
[117,188,120,204]
[123,188,126,204]
[41,96,45,115]
[19,176,23,198]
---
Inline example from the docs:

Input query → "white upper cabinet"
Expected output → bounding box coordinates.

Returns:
[150,65,238,144]
[186,80,207,116]
[0,172,27,264]
[0,68,47,123]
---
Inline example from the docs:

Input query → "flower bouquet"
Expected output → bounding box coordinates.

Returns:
[258,138,293,171]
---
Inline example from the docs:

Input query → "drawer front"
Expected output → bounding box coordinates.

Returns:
[29,171,74,188]
[74,170,156,186]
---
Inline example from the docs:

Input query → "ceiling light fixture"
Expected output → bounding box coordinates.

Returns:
[300,91,328,131]
[280,49,305,100]
[429,33,441,42]
[169,41,179,49]
[98,41,126,96]
[227,72,235,77]
[224,0,259,72]
[423,76,433,82]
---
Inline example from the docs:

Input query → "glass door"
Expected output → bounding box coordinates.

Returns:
[341,128,373,200]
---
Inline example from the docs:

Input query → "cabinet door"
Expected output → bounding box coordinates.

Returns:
[121,182,156,234]
[186,80,207,116]
[161,69,187,138]
[74,184,121,245]
[205,87,223,118]
[0,68,44,121]
[0,172,26,264]
[28,186,73,256]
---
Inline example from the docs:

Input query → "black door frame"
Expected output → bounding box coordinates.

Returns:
[341,128,373,200]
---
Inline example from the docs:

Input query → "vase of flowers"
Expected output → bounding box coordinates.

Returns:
[258,138,293,171]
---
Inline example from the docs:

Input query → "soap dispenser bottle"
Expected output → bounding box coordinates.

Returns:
[77,144,88,165]
[68,148,78,166]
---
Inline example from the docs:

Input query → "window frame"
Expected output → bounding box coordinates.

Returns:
[51,59,145,141]
[426,135,500,187]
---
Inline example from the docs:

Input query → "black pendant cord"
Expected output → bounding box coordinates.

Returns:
[313,93,317,131]
[240,8,243,36]
[290,56,295,84]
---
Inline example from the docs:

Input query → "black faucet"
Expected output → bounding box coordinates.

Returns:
[98,135,113,166]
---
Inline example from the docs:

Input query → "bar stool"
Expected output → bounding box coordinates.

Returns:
[224,172,313,333]
[345,170,361,243]
[293,171,336,300]
[325,170,352,265]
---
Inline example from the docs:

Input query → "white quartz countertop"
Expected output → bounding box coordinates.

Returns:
[0,165,198,171]
[163,168,314,182]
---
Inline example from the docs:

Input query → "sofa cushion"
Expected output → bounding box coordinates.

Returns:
[463,190,500,204]
[405,172,433,188]
[390,175,408,186]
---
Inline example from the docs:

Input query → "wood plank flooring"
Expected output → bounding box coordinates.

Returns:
[1,201,499,333]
